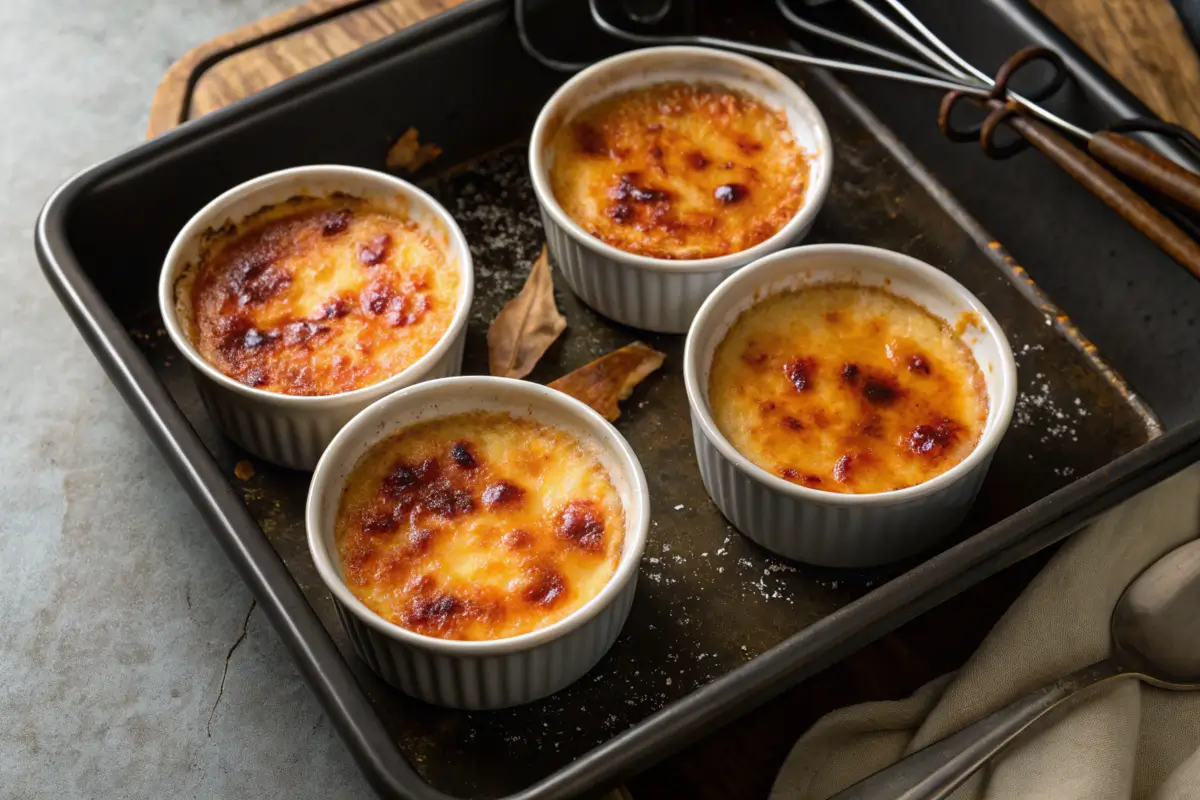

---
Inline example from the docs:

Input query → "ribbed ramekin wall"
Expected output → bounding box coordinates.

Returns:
[335,576,637,709]
[195,328,467,471]
[692,414,992,568]
[543,212,818,334]
[542,211,734,334]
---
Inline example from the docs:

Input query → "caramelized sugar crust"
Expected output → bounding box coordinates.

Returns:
[334,412,625,641]
[549,82,811,260]
[186,195,459,396]
[709,285,989,494]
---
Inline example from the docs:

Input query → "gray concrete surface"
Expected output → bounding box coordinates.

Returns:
[1,1,373,796]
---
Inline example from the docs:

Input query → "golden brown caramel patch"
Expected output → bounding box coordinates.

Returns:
[334,412,625,641]
[185,195,459,396]
[548,82,810,260]
[709,285,989,494]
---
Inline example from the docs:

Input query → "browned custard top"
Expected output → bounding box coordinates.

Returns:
[334,412,625,641]
[548,82,811,260]
[709,285,989,494]
[183,195,459,396]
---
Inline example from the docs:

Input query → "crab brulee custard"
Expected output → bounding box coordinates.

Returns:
[334,412,625,641]
[181,195,459,395]
[710,285,989,494]
[548,82,810,259]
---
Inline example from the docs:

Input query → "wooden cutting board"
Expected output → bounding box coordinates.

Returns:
[147,2,1200,798]
[148,0,1200,139]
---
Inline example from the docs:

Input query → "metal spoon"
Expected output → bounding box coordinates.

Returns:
[831,537,1200,800]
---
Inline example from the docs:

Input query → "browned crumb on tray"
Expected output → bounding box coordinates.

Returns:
[549,342,665,421]
[385,127,443,173]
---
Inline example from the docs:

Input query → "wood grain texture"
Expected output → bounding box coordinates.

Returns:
[1029,0,1200,131]
[147,0,460,137]
[189,0,463,119]
[148,0,358,137]
[148,0,1200,139]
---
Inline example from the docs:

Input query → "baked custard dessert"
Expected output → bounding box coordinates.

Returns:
[709,285,988,494]
[548,82,811,260]
[178,194,459,396]
[334,412,626,641]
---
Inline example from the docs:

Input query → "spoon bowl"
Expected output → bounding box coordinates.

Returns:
[1112,537,1200,687]
[833,535,1200,799]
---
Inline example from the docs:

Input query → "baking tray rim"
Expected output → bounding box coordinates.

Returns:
[33,1,1200,798]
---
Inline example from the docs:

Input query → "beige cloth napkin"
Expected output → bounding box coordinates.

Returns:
[772,464,1200,800]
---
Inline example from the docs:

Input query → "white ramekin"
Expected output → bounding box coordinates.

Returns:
[528,46,833,334]
[305,376,650,709]
[159,165,474,471]
[684,244,1017,568]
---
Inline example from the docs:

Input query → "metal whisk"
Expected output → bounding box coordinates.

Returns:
[514,0,1200,278]
[517,0,994,94]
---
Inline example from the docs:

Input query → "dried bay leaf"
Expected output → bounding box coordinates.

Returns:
[385,127,442,173]
[487,246,568,379]
[549,342,666,421]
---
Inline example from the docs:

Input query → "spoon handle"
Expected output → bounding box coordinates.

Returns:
[829,659,1125,800]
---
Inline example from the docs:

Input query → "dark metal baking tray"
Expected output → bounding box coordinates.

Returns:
[34,0,1200,798]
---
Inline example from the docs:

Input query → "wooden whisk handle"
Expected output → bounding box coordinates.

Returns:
[1088,130,1200,212]
[1004,111,1200,280]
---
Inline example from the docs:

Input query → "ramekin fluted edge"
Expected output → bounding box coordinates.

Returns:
[306,376,650,709]
[158,165,474,470]
[529,46,832,334]
[683,244,1017,568]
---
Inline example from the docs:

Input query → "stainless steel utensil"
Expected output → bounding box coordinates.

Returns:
[514,0,993,93]
[783,0,1088,137]
[785,0,1200,216]
[622,0,673,25]
[830,537,1200,800]
[513,0,1200,277]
